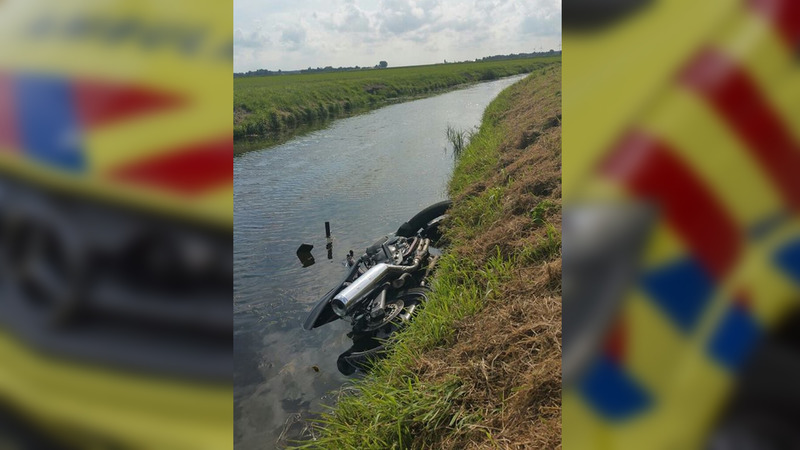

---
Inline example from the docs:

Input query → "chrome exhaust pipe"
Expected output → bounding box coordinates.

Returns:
[331,239,430,317]
[332,263,393,317]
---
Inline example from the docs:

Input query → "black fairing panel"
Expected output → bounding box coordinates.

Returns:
[302,287,339,330]
[303,263,359,330]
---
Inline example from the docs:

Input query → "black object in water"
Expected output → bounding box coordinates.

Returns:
[296,244,315,267]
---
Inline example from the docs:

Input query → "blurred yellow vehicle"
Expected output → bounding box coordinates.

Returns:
[0,1,232,448]
[563,0,800,448]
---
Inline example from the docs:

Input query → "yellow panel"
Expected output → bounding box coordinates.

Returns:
[657,347,733,448]
[84,111,228,174]
[562,389,614,450]
[563,0,739,200]
[570,171,630,203]
[198,185,234,217]
[616,357,731,449]
[640,222,688,269]
[746,228,800,326]
[0,331,230,449]
[625,290,688,396]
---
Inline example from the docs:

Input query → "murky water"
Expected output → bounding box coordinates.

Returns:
[233,75,525,449]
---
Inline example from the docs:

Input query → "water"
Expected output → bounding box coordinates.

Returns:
[233,75,525,449]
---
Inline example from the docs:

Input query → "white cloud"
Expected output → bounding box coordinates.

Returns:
[233,0,561,72]
[234,25,270,49]
[518,0,561,36]
[377,0,439,35]
[325,3,373,32]
[280,27,307,50]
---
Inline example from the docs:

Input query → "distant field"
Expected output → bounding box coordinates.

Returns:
[233,56,561,146]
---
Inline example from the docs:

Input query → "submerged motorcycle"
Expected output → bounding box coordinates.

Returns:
[303,200,451,375]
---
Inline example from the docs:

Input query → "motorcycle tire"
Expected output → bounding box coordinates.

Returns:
[336,287,431,375]
[395,200,452,239]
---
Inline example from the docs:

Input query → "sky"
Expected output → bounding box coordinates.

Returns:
[234,0,561,73]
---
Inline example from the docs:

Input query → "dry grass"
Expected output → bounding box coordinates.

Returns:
[423,65,562,449]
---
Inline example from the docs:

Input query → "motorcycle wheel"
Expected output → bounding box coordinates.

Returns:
[395,200,452,245]
[336,287,431,375]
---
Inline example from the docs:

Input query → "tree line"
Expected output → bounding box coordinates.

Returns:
[234,61,388,78]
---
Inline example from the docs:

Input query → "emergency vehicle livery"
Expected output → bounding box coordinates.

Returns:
[0,1,232,448]
[564,0,800,447]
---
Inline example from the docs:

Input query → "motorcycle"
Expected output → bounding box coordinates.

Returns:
[303,200,452,375]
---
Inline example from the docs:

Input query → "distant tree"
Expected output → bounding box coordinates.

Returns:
[378,60,388,68]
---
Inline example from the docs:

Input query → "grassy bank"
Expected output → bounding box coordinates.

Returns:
[233,56,560,150]
[296,64,561,448]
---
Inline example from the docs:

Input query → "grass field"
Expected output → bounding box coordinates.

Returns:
[233,56,560,148]
[294,64,562,449]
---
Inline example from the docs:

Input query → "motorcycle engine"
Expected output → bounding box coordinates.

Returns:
[344,235,424,334]
[364,235,411,266]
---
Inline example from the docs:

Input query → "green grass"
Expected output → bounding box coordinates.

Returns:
[530,200,558,226]
[294,250,516,449]
[519,223,561,265]
[293,67,561,449]
[234,56,560,148]
[446,84,514,195]
[447,185,507,239]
